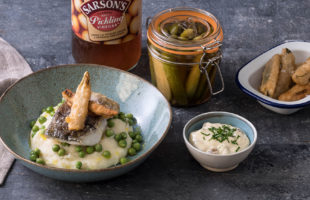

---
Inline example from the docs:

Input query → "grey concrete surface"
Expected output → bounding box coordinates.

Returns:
[0,0,310,199]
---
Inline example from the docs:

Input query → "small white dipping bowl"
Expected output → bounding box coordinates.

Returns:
[236,41,310,115]
[183,112,257,172]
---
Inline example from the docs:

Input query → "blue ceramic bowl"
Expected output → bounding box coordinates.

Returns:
[183,112,257,172]
[0,64,172,182]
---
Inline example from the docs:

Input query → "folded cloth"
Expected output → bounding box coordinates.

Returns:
[0,37,32,185]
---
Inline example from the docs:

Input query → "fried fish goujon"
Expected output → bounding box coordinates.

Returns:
[272,48,296,98]
[278,83,310,101]
[260,54,281,97]
[292,58,310,85]
[62,89,119,118]
[65,71,91,131]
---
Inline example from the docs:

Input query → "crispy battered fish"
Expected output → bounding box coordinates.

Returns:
[278,83,310,101]
[292,57,310,85]
[273,48,296,98]
[260,54,281,97]
[62,89,119,118]
[66,72,91,131]
[45,103,106,146]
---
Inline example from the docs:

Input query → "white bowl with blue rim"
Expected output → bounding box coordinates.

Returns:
[183,112,257,172]
[236,40,310,114]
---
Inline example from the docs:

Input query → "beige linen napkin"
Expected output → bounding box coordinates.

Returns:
[0,37,32,185]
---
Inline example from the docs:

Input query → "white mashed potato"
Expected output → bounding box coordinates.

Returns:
[190,122,249,155]
[30,105,133,170]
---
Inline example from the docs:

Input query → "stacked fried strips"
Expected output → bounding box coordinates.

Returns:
[260,48,310,101]
[65,71,119,131]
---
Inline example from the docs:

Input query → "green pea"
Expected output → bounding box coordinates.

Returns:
[125,113,133,119]
[120,157,128,165]
[132,139,138,144]
[58,148,66,156]
[120,132,127,139]
[76,161,82,169]
[52,144,60,152]
[127,119,134,126]
[95,144,102,152]
[31,132,36,138]
[102,150,111,159]
[79,151,86,158]
[105,129,114,137]
[118,112,126,121]
[114,134,122,142]
[118,139,127,148]
[75,146,82,152]
[46,106,54,113]
[133,142,141,151]
[118,112,125,118]
[36,158,45,165]
[32,125,39,133]
[128,131,136,139]
[34,148,40,156]
[30,120,36,128]
[86,146,95,154]
[135,129,141,135]
[30,150,38,157]
[30,154,37,161]
[135,135,143,143]
[107,120,114,128]
[128,148,136,156]
[38,116,47,124]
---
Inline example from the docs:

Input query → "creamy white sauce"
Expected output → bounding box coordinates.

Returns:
[30,105,133,170]
[189,122,250,155]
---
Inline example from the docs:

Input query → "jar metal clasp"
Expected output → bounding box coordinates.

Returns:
[199,40,224,95]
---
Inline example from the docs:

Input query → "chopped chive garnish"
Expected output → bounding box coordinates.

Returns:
[208,125,237,143]
[201,132,210,137]
[231,135,240,145]
[235,147,240,152]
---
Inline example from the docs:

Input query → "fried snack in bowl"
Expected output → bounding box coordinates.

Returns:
[65,71,91,131]
[62,89,119,118]
[272,48,296,98]
[278,84,310,101]
[292,58,310,86]
[236,41,310,114]
[259,54,281,97]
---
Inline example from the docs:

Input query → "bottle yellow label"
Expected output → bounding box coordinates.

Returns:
[71,0,141,44]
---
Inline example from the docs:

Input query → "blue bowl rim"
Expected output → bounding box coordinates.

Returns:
[0,64,173,173]
[183,111,257,157]
[235,40,310,109]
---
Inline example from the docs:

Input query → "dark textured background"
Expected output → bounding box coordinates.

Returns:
[1,0,310,199]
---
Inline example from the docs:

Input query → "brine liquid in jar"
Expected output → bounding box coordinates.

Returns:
[71,0,142,71]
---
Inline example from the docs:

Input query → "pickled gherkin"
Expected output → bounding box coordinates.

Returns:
[150,55,172,101]
[147,8,224,106]
[161,20,210,41]
[185,56,201,99]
